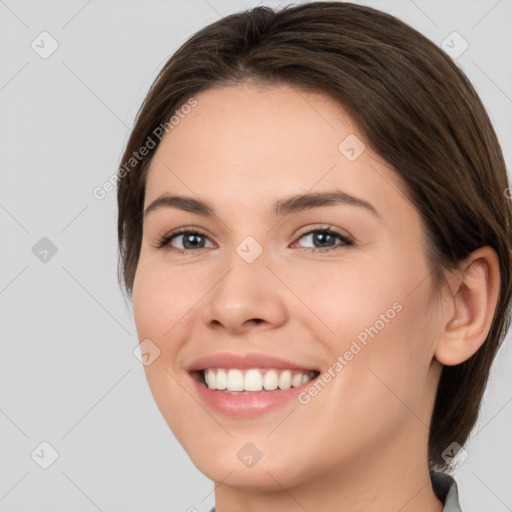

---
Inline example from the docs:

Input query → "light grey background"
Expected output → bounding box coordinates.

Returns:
[1,0,511,511]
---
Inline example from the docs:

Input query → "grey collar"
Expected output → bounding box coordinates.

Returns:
[431,471,463,511]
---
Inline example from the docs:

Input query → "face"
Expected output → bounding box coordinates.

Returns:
[132,82,444,490]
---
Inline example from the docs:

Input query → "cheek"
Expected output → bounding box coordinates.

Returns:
[290,256,400,340]
[306,255,435,416]
[132,262,196,438]
[132,258,197,347]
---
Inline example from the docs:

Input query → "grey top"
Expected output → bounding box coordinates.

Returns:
[209,471,462,512]
[431,471,463,512]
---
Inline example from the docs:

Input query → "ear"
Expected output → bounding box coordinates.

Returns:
[434,246,501,366]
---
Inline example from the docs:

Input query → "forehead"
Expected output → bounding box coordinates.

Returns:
[158,83,351,157]
[143,82,407,220]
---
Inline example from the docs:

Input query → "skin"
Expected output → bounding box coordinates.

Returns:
[132,82,500,512]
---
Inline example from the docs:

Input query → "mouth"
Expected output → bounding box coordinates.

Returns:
[186,352,323,416]
[191,368,321,394]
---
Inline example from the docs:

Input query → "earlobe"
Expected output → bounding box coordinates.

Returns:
[434,246,500,366]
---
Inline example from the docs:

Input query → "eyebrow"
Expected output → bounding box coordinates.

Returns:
[143,190,381,219]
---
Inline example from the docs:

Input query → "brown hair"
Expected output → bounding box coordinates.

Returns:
[116,1,512,471]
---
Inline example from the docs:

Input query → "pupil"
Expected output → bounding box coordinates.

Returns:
[184,233,203,249]
[314,232,333,247]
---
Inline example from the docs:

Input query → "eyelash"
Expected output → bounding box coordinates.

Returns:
[153,224,354,255]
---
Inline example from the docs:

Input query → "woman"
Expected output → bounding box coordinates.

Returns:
[116,2,512,510]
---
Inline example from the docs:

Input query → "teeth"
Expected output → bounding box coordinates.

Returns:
[244,369,263,391]
[216,369,227,390]
[202,368,317,392]
[263,369,278,390]
[292,373,303,387]
[278,370,292,390]
[227,369,244,391]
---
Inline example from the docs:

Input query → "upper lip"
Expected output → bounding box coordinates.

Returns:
[186,352,321,372]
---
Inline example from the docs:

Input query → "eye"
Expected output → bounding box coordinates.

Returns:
[154,224,354,254]
[154,227,214,254]
[291,225,354,253]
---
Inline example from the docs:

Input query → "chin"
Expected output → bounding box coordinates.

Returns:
[197,460,300,490]
[186,443,313,491]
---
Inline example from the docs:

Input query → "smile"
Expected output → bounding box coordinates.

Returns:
[189,368,321,417]
[201,368,318,393]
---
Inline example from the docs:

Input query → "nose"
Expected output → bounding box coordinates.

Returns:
[200,249,287,335]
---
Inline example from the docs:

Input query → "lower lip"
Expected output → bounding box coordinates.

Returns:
[189,372,318,418]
